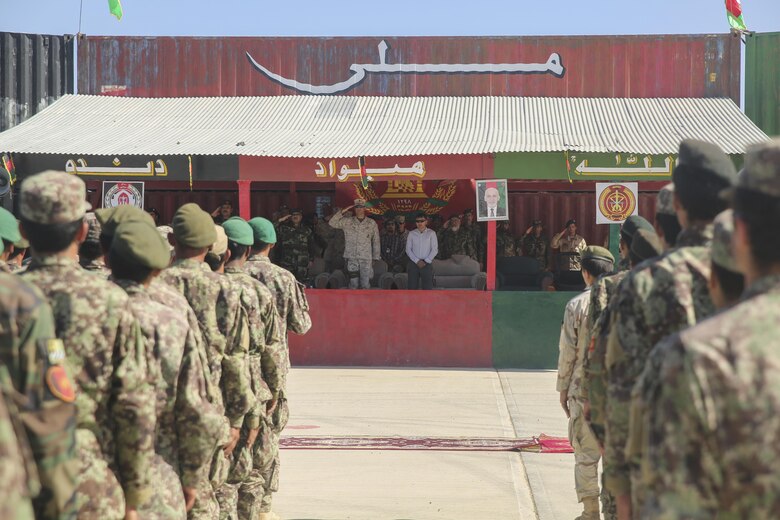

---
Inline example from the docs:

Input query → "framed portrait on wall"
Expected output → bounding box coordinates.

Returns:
[475,179,508,222]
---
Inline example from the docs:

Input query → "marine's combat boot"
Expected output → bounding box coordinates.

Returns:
[575,496,600,520]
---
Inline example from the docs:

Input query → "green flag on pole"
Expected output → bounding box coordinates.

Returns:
[725,0,748,31]
[108,0,123,20]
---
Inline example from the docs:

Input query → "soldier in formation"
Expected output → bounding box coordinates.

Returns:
[519,219,550,269]
[275,208,314,283]
[437,213,478,261]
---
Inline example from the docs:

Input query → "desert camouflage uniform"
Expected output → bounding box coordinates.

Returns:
[244,253,311,514]
[519,234,550,269]
[551,233,587,271]
[438,227,478,261]
[557,288,600,503]
[0,271,78,519]
[603,223,714,506]
[276,223,314,283]
[632,275,780,518]
[159,259,255,519]
[225,265,286,520]
[328,212,380,289]
[24,256,155,519]
[118,279,230,520]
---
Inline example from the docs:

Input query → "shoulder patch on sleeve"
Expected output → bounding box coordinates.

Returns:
[46,366,76,403]
[46,338,66,365]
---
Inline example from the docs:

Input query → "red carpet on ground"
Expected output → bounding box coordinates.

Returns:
[280,434,572,453]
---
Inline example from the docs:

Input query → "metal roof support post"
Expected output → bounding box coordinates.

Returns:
[486,220,496,291]
[237,179,252,220]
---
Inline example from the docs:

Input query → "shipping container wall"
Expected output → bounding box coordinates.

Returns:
[1,32,74,131]
[746,32,780,136]
[78,35,740,101]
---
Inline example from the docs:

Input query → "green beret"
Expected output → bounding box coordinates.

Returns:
[248,217,277,244]
[711,210,738,272]
[630,229,664,263]
[0,207,21,243]
[732,139,780,199]
[620,215,653,242]
[582,245,614,264]
[96,206,154,238]
[172,203,217,248]
[111,220,171,270]
[222,217,254,246]
[673,139,737,191]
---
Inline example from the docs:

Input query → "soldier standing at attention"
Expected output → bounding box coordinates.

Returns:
[635,140,780,517]
[78,212,110,277]
[495,221,519,257]
[603,140,737,518]
[275,208,314,283]
[328,199,381,289]
[20,171,156,520]
[552,219,587,271]
[222,217,286,520]
[245,217,311,520]
[557,246,615,520]
[159,203,255,519]
[461,208,482,264]
[0,206,79,518]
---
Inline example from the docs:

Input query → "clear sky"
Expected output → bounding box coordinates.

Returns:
[0,0,779,37]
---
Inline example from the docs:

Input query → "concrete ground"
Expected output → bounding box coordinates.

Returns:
[274,368,586,520]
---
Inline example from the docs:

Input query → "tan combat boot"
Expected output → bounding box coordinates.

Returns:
[576,496,600,520]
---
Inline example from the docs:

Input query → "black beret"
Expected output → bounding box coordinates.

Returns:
[630,229,664,263]
[565,219,577,227]
[620,215,654,242]
[673,139,738,191]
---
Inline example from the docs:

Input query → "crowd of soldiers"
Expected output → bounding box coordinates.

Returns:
[557,138,780,519]
[0,171,311,520]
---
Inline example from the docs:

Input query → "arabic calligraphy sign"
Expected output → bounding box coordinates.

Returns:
[596,183,638,224]
[66,157,168,177]
[247,40,565,95]
[573,154,674,178]
[315,159,426,182]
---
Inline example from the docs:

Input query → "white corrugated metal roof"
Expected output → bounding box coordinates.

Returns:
[0,94,768,157]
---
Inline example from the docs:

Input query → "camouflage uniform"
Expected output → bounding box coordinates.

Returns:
[462,221,482,263]
[438,227,478,261]
[316,220,345,272]
[79,212,110,278]
[519,233,550,269]
[118,279,227,520]
[159,259,255,518]
[0,362,37,520]
[551,232,587,271]
[224,266,286,520]
[328,212,380,289]
[24,256,156,519]
[496,228,519,257]
[603,223,714,504]
[275,223,313,283]
[244,253,311,514]
[0,271,78,518]
[557,288,601,505]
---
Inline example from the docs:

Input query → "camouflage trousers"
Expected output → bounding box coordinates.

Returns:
[189,445,230,520]
[346,258,373,289]
[217,422,257,520]
[601,472,617,520]
[279,253,310,284]
[74,430,126,520]
[139,454,187,519]
[567,399,600,501]
[238,398,289,518]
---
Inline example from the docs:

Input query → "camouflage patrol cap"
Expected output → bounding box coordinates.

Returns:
[83,212,102,243]
[248,217,277,244]
[95,206,154,238]
[172,203,217,248]
[656,183,676,216]
[212,225,228,256]
[673,139,737,191]
[620,215,654,242]
[156,225,174,253]
[112,220,171,270]
[582,245,614,264]
[711,210,738,272]
[20,171,91,224]
[0,207,21,243]
[732,139,780,199]
[630,229,664,263]
[222,217,254,246]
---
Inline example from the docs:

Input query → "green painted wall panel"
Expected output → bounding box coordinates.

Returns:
[492,291,579,369]
[495,152,676,182]
[746,32,780,137]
